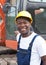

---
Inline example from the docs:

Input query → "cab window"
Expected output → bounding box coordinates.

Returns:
[35,8,46,34]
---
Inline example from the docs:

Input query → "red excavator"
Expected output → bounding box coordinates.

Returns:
[0,0,18,50]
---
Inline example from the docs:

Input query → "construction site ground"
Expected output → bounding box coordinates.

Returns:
[0,46,17,65]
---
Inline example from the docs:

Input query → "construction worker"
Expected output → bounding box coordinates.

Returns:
[15,11,46,65]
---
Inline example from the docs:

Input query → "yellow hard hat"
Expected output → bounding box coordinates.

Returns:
[15,11,33,23]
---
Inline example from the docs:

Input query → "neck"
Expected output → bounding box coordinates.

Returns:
[21,31,33,37]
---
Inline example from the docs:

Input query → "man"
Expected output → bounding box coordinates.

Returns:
[15,11,46,65]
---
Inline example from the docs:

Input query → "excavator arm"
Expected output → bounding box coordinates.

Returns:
[0,0,18,50]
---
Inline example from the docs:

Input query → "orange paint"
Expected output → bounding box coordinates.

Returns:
[0,3,6,44]
[5,40,18,50]
[0,0,6,6]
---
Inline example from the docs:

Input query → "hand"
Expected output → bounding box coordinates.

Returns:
[14,31,19,36]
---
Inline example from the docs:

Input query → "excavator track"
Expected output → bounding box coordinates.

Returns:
[0,46,17,65]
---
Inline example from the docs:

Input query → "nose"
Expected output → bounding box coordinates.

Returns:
[20,22,25,28]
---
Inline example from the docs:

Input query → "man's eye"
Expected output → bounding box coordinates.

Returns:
[17,22,21,24]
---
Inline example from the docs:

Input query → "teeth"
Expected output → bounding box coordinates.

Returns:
[21,28,26,31]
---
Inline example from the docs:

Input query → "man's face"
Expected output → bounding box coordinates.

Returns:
[16,17,31,35]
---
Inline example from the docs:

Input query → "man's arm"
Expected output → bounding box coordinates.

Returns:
[41,55,46,65]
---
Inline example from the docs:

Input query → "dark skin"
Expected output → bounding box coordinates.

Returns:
[41,56,46,65]
[16,17,32,37]
[16,17,46,65]
[17,18,31,37]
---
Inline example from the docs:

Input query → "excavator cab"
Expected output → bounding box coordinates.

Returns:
[26,0,46,40]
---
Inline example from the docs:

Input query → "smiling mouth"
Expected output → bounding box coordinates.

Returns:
[21,27,26,31]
